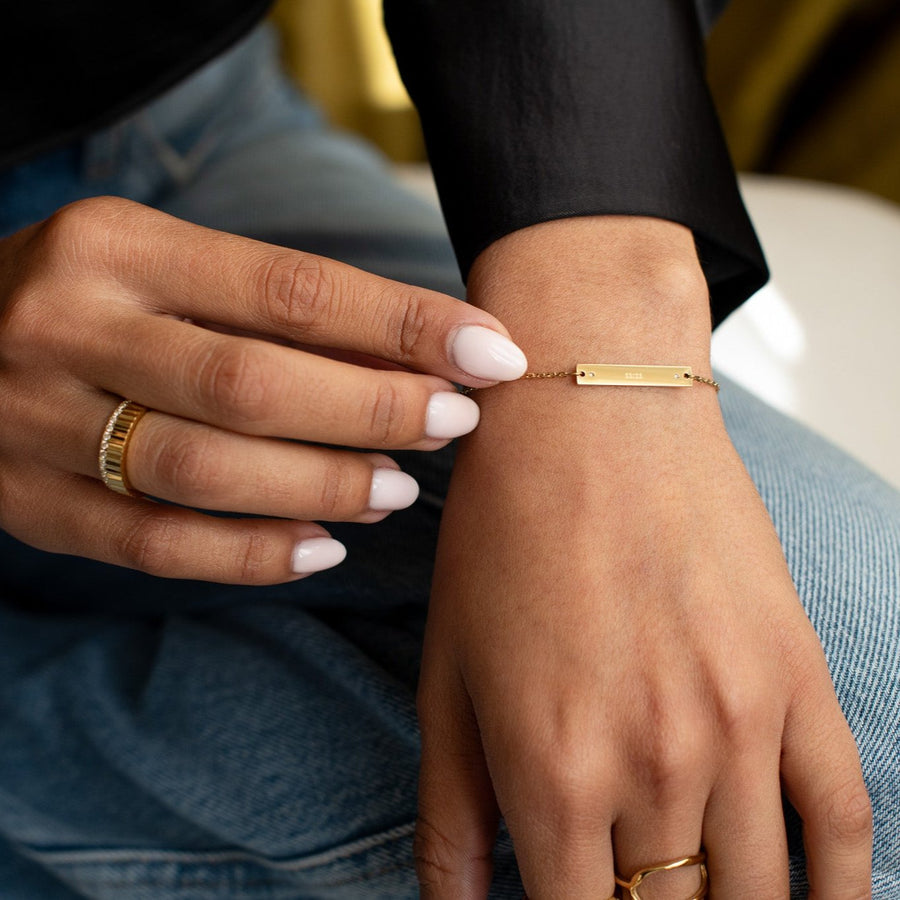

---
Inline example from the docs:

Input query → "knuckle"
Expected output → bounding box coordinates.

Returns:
[37,199,99,253]
[717,684,776,743]
[37,196,133,261]
[413,815,471,889]
[523,750,604,834]
[536,748,597,801]
[634,716,707,801]
[381,290,431,361]
[197,343,273,425]
[316,457,364,520]
[150,427,223,502]
[232,527,276,584]
[120,512,184,576]
[1,198,141,356]
[256,251,341,333]
[820,776,873,846]
[365,379,409,447]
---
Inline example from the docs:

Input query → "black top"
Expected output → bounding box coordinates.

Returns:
[2,0,767,323]
[384,0,766,322]
[1,1,272,168]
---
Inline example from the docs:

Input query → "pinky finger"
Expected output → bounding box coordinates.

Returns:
[13,469,346,584]
[782,687,873,898]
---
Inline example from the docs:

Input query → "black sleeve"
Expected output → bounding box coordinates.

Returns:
[0,0,272,171]
[383,0,768,326]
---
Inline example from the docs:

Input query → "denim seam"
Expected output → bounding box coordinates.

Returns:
[39,860,416,893]
[14,821,416,872]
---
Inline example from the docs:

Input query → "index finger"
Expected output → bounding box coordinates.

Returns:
[88,199,528,386]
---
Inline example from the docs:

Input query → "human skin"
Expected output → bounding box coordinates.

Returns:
[0,197,873,897]
[414,216,873,899]
[0,195,526,582]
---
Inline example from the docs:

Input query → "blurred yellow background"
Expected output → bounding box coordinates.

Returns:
[270,0,425,162]
[270,0,900,205]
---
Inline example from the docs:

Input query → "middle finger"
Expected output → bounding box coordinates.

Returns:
[76,313,480,449]
[702,754,790,899]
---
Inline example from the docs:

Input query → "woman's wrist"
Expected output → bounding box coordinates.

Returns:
[467,215,713,362]
[464,215,724,442]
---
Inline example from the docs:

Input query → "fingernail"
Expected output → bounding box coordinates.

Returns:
[369,467,420,511]
[425,391,480,439]
[291,537,347,574]
[450,325,528,381]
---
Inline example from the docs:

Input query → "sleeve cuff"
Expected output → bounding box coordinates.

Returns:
[385,0,768,325]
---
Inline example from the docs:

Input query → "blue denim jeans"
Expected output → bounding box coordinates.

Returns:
[1,24,898,899]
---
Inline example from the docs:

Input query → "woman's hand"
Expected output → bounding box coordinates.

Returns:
[413,217,872,898]
[0,196,525,583]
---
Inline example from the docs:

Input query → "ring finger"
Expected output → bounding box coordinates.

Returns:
[612,798,708,899]
[125,411,419,522]
[68,395,421,523]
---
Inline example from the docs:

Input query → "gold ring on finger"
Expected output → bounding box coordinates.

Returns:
[98,399,149,497]
[614,852,708,899]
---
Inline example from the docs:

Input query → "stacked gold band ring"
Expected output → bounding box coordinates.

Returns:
[615,853,708,899]
[98,399,149,497]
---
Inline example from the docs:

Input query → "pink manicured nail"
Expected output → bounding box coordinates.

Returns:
[425,391,480,439]
[369,468,420,511]
[291,537,347,574]
[450,325,528,381]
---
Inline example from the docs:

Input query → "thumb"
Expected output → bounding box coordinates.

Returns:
[416,661,499,899]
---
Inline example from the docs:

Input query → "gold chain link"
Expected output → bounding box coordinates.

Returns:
[466,369,719,393]
[689,374,720,391]
[521,371,581,379]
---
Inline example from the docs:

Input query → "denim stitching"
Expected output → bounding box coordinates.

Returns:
[15,821,416,872]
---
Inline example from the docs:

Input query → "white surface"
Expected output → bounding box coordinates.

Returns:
[714,175,900,488]
[396,166,900,488]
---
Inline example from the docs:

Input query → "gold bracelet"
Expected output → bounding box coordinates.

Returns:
[467,364,719,393]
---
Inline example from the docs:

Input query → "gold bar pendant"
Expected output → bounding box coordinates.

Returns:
[575,364,694,387]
